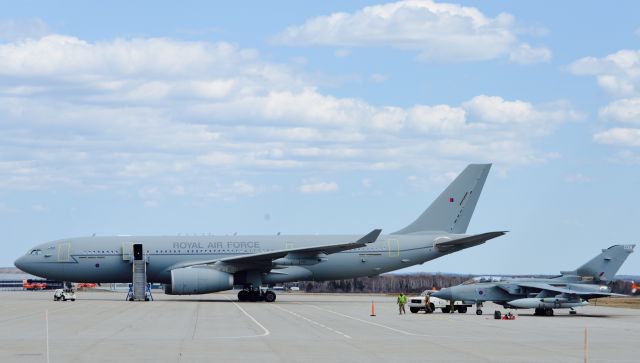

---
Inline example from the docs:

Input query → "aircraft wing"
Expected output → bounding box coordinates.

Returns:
[172,229,382,271]
[434,231,506,250]
[503,281,626,299]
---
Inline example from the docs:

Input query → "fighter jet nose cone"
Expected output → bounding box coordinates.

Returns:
[432,289,451,300]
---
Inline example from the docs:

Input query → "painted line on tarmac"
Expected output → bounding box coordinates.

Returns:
[304,304,497,361]
[226,297,271,338]
[272,304,351,339]
[305,304,450,338]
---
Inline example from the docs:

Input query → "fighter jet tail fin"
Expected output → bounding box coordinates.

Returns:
[392,164,491,235]
[572,245,635,281]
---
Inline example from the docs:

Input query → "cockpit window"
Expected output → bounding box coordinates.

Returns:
[462,276,506,284]
[29,249,43,255]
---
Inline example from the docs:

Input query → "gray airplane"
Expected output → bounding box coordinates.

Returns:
[432,244,635,316]
[15,164,505,302]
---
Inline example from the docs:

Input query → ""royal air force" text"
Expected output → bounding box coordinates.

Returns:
[172,241,260,249]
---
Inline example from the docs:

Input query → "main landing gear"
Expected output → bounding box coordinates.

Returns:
[534,308,554,316]
[475,302,483,315]
[237,288,277,302]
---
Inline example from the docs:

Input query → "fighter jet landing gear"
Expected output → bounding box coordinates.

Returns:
[476,302,483,315]
[569,308,577,315]
[534,308,554,316]
[237,287,277,302]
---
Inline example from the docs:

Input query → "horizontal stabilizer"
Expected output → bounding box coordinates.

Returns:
[434,231,506,251]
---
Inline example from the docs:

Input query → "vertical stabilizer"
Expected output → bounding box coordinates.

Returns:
[393,164,491,234]
[574,245,635,281]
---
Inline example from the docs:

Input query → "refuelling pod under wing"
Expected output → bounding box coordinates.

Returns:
[165,267,233,295]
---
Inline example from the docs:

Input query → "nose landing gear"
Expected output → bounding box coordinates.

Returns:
[237,287,277,302]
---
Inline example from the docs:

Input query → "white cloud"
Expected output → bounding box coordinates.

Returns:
[569,49,640,96]
[598,98,640,124]
[593,128,640,147]
[462,95,581,134]
[0,35,258,77]
[298,181,339,194]
[0,32,579,195]
[509,43,551,64]
[571,50,640,149]
[407,104,466,133]
[273,0,550,63]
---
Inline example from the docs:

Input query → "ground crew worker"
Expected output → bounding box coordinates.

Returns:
[397,293,407,314]
[424,294,432,313]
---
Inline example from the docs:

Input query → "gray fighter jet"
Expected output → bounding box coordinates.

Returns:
[432,244,635,316]
[15,164,505,302]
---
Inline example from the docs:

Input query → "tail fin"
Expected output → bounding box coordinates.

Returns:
[393,164,491,235]
[573,245,635,281]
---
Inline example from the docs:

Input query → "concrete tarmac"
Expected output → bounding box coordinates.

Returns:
[1,290,639,363]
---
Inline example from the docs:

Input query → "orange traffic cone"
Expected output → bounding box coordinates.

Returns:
[370,301,376,317]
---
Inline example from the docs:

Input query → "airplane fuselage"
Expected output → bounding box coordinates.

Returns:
[16,232,466,285]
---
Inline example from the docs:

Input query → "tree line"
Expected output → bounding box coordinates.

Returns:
[288,273,638,295]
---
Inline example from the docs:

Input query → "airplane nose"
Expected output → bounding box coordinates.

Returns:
[14,256,26,271]
[431,288,452,300]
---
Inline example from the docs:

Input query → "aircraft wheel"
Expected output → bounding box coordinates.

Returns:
[238,290,249,302]
[476,309,483,315]
[534,308,542,316]
[457,306,467,314]
[569,310,577,315]
[545,309,554,316]
[71,298,75,301]
[249,290,261,302]
[264,290,276,303]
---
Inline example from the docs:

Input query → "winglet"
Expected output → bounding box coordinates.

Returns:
[357,229,382,244]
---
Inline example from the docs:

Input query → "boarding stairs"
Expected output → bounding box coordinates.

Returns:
[125,243,153,301]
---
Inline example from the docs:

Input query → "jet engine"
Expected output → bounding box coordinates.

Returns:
[164,267,233,295]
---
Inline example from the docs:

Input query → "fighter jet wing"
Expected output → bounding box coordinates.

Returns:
[505,281,626,299]
[172,229,382,271]
[434,231,506,250]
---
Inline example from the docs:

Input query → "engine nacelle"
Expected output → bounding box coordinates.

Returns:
[165,267,233,295]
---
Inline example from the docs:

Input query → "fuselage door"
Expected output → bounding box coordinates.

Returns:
[387,239,399,257]
[57,242,70,262]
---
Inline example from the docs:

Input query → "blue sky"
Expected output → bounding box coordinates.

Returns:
[1,1,638,275]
